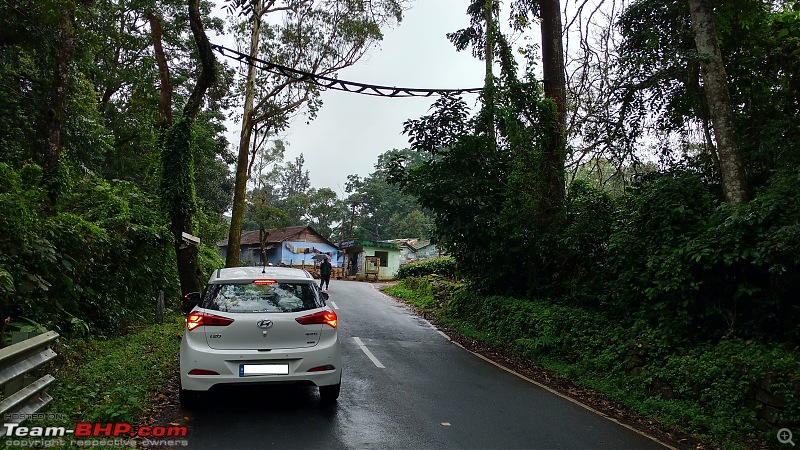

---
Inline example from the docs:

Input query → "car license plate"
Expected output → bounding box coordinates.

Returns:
[240,364,289,376]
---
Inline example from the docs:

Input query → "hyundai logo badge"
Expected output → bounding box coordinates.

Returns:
[257,320,273,329]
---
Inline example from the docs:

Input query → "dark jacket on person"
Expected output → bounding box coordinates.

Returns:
[320,261,332,277]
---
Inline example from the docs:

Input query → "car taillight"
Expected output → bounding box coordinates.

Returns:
[253,279,277,285]
[186,312,234,331]
[296,310,337,328]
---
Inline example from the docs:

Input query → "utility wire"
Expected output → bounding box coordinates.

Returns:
[211,44,483,98]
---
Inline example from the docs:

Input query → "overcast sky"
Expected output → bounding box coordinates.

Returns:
[213,0,487,195]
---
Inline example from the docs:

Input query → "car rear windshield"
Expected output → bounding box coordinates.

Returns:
[202,282,322,313]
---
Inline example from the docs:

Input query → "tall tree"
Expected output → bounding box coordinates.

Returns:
[225,0,406,267]
[511,0,568,223]
[278,154,311,199]
[348,149,433,241]
[306,188,347,240]
[160,0,218,297]
[42,0,79,206]
[451,0,568,228]
[616,0,797,191]
[687,0,748,203]
[538,0,567,213]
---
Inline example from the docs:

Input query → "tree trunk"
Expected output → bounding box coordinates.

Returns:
[226,0,262,268]
[148,11,172,132]
[161,0,219,299]
[687,0,748,203]
[42,0,77,207]
[483,0,496,149]
[184,0,216,120]
[539,0,567,216]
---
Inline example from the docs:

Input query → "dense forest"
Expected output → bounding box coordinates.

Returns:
[387,0,800,346]
[0,0,419,335]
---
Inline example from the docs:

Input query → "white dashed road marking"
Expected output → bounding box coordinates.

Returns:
[353,337,385,369]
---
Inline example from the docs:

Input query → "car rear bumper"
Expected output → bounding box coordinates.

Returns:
[180,333,342,392]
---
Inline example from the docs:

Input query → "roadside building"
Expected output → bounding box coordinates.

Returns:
[387,238,446,264]
[338,239,401,280]
[217,226,342,268]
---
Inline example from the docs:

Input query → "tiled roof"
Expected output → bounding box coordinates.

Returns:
[217,226,334,247]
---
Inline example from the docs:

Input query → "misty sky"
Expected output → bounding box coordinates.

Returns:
[213,0,487,195]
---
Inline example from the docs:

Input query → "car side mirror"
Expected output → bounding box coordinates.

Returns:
[321,291,329,301]
[182,292,201,315]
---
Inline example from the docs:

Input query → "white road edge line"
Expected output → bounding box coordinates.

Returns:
[378,283,671,448]
[329,301,338,310]
[451,341,677,450]
[353,337,385,369]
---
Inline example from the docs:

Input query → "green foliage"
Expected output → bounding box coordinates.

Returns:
[382,282,437,311]
[558,180,618,305]
[346,148,435,242]
[0,163,177,335]
[161,118,197,222]
[389,15,566,295]
[0,0,229,335]
[604,169,800,344]
[383,275,464,312]
[40,314,184,427]
[386,95,513,292]
[617,0,800,187]
[397,257,457,279]
[198,243,225,283]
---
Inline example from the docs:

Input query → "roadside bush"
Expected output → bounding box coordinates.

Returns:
[397,256,457,279]
[640,338,800,443]
[399,275,465,309]
[40,314,184,428]
[449,291,621,367]
[558,180,618,307]
[0,163,179,336]
[604,169,800,344]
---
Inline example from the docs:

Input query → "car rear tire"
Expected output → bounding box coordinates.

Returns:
[319,383,340,404]
[179,389,202,408]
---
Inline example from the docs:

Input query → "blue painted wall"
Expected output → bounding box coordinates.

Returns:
[279,241,342,267]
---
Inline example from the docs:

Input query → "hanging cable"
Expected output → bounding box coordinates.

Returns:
[211,43,483,98]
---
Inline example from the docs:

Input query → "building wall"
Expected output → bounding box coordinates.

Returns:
[280,241,342,267]
[416,245,441,260]
[398,245,416,264]
[239,246,279,266]
[361,247,400,280]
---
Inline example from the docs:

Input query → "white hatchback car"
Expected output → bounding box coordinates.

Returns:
[179,266,341,406]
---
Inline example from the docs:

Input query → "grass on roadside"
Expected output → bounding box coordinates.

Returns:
[381,282,438,311]
[24,313,184,446]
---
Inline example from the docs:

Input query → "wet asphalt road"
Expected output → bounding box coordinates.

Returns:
[180,280,667,449]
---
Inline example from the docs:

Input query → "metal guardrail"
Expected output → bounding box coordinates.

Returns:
[0,331,59,436]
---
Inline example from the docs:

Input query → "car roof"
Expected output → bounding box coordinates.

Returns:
[208,266,315,284]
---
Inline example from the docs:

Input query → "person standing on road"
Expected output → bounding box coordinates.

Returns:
[320,257,332,290]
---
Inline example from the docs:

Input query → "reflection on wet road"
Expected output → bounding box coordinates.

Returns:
[181,280,667,449]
